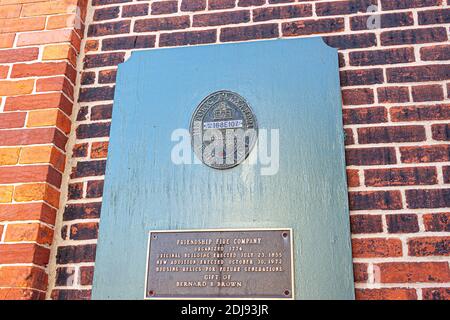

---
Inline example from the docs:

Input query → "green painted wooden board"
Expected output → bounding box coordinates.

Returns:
[92,37,355,300]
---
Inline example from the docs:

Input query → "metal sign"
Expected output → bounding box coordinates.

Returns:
[190,90,258,170]
[145,229,294,299]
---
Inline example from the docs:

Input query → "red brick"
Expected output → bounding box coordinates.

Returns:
[56,244,96,264]
[350,12,414,31]
[88,21,131,37]
[84,52,125,69]
[388,64,450,83]
[349,191,402,210]
[0,47,39,63]
[5,93,73,115]
[316,0,376,16]
[400,145,450,163]
[432,124,450,141]
[344,128,354,145]
[0,203,56,225]
[418,8,450,25]
[51,289,91,300]
[0,243,50,266]
[76,122,110,139]
[349,48,415,66]
[408,236,449,256]
[0,288,45,300]
[79,86,115,102]
[238,0,265,6]
[350,215,383,234]
[352,238,403,258]
[380,0,442,10]
[406,189,450,209]
[364,167,437,187]
[181,0,206,12]
[55,267,75,287]
[134,16,190,32]
[122,4,149,17]
[91,104,113,120]
[353,263,368,282]
[68,182,83,200]
[92,0,131,5]
[159,30,217,47]
[340,69,384,87]
[63,202,102,221]
[69,222,99,240]
[151,1,178,15]
[0,266,47,291]
[0,165,61,187]
[390,104,450,122]
[342,88,374,105]
[11,61,71,79]
[253,4,312,22]
[282,18,344,37]
[355,288,417,300]
[423,213,450,232]
[377,86,410,103]
[412,84,444,102]
[346,147,397,166]
[0,128,67,150]
[323,34,376,50]
[375,262,450,282]
[0,112,26,129]
[102,35,156,51]
[358,125,426,144]
[208,0,235,10]
[343,107,387,125]
[79,266,94,286]
[72,143,88,158]
[36,76,74,100]
[422,288,450,300]
[91,142,109,159]
[381,27,447,46]
[71,160,106,178]
[346,169,359,187]
[386,214,419,233]
[220,24,279,42]
[86,180,104,198]
[193,10,249,27]
[93,6,120,21]
[420,44,450,61]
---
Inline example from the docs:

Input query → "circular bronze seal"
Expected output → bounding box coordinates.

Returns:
[190,90,258,170]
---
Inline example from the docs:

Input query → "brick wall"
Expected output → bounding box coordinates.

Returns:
[1,0,449,300]
[0,0,87,299]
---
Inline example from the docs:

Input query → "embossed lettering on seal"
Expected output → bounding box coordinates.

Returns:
[190,90,258,170]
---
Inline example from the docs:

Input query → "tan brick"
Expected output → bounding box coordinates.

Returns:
[0,147,20,165]
[13,183,60,208]
[19,145,65,172]
[0,80,34,96]
[47,13,78,29]
[27,109,71,134]
[42,44,77,65]
[0,185,13,203]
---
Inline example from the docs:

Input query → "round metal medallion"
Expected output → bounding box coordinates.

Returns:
[190,90,258,170]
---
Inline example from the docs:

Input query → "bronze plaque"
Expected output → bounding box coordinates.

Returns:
[145,229,294,299]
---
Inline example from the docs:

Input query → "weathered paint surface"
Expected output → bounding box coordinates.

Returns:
[92,37,354,300]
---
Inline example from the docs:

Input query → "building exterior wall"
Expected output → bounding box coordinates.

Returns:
[0,0,449,300]
[0,0,87,299]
